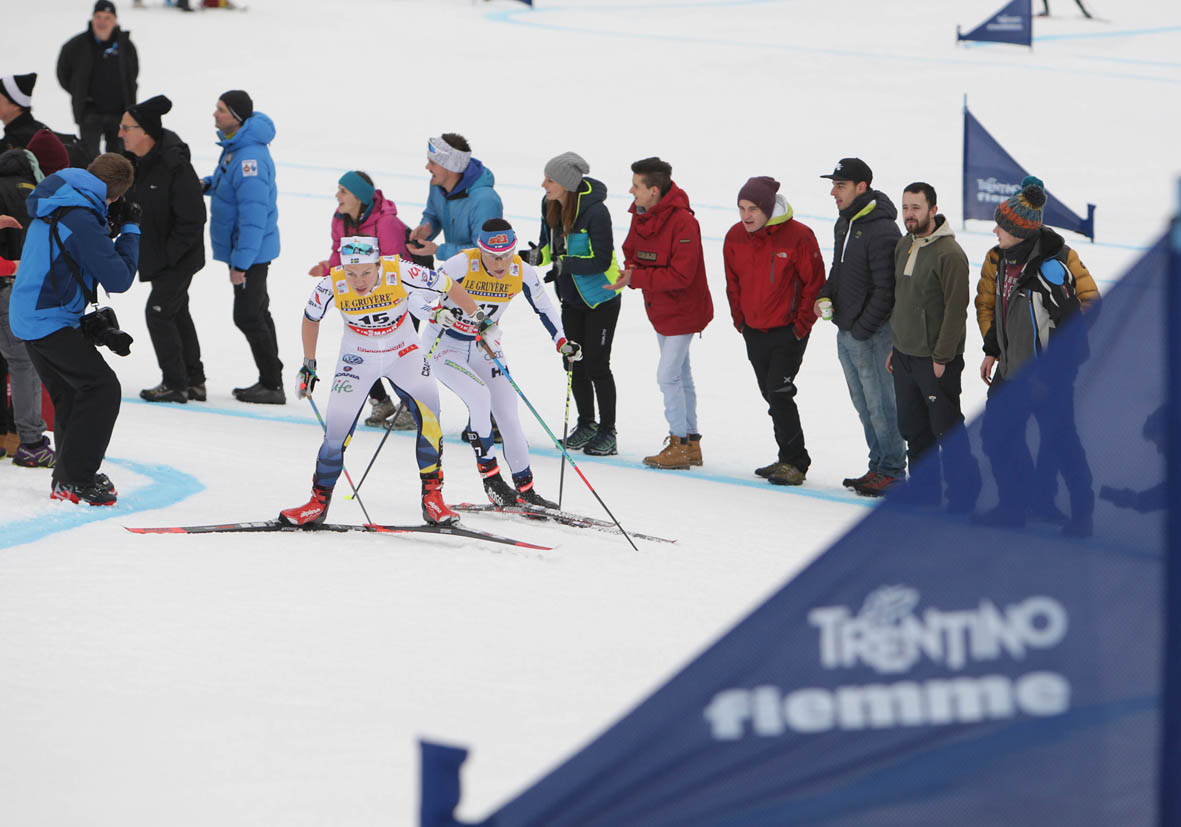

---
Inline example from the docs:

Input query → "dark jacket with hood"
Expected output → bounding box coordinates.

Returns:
[124,128,206,281]
[818,188,901,339]
[0,148,39,260]
[56,22,139,124]
[2,111,50,153]
[536,176,621,309]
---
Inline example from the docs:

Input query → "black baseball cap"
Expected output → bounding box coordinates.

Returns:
[820,157,873,185]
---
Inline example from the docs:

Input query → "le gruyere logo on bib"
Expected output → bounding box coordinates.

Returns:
[241,159,258,177]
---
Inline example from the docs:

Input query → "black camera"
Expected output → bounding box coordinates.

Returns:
[80,306,133,356]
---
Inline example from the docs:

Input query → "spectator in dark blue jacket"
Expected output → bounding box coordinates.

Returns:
[9,153,139,505]
[204,90,282,404]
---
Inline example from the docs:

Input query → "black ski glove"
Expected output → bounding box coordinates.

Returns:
[520,242,543,267]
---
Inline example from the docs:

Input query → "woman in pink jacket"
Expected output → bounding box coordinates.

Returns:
[308,171,414,428]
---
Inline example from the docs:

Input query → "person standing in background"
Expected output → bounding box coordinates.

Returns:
[57,2,139,156]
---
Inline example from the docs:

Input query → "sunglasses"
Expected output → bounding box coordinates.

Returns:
[340,242,377,256]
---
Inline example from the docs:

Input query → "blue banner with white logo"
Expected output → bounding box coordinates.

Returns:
[964,104,1096,239]
[957,0,1032,46]
[420,199,1176,824]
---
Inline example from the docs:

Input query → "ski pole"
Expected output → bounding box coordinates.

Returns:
[558,364,573,509]
[346,403,399,500]
[474,333,637,551]
[307,395,373,525]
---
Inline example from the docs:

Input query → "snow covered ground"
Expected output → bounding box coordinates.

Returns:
[2,0,1178,823]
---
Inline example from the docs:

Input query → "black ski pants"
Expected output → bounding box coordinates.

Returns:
[80,111,122,156]
[892,350,980,509]
[25,325,121,485]
[145,267,205,391]
[232,261,283,389]
[742,324,810,471]
[561,297,620,430]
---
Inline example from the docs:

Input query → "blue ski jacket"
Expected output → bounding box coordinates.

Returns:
[206,112,280,270]
[9,168,138,341]
[419,158,503,261]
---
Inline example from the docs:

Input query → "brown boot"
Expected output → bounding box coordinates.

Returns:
[643,436,692,470]
[686,433,703,467]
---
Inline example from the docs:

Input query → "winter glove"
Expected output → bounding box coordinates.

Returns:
[107,200,143,237]
[520,242,543,267]
[297,358,318,399]
[557,338,582,362]
[544,257,563,284]
[431,305,463,329]
[201,176,212,194]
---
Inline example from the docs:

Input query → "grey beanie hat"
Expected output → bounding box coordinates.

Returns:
[544,151,590,193]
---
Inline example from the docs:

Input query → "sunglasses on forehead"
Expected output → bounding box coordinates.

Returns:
[340,242,377,256]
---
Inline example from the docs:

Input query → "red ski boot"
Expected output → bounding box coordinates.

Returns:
[279,485,333,527]
[421,473,459,526]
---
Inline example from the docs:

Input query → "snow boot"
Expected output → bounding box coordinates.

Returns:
[421,473,459,526]
[583,426,617,456]
[479,458,518,507]
[364,397,397,427]
[140,382,189,403]
[564,420,598,451]
[279,485,333,526]
[643,436,691,470]
[686,433,703,467]
[513,468,557,510]
[12,436,56,468]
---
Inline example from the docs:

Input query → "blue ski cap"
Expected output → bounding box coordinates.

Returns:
[477,226,517,256]
[339,236,381,264]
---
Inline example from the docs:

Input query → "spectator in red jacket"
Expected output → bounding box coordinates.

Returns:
[723,176,825,486]
[615,157,713,469]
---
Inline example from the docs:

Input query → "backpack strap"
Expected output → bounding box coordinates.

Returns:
[47,206,99,307]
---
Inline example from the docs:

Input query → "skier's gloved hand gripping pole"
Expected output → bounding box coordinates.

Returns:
[298,358,373,524]
[473,329,638,551]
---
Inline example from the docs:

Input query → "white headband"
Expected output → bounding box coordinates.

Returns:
[427,136,471,175]
[1,76,32,109]
[338,236,381,265]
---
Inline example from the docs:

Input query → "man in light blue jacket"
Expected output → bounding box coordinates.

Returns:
[407,133,503,262]
[204,89,283,404]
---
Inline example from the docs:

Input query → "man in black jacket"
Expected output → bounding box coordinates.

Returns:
[121,95,207,403]
[57,2,139,157]
[814,157,906,496]
[0,73,50,153]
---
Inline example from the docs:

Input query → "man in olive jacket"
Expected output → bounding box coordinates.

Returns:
[887,182,979,511]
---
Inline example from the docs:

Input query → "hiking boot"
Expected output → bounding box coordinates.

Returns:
[767,462,806,486]
[140,382,189,404]
[842,470,874,489]
[421,473,459,526]
[2,433,20,456]
[643,436,691,470]
[513,468,557,510]
[12,436,56,468]
[278,485,332,526]
[187,383,207,401]
[583,426,617,456]
[564,421,598,450]
[237,383,286,405]
[51,476,117,506]
[364,397,397,427]
[390,402,416,430]
[481,469,518,508]
[686,433,703,467]
[853,472,901,497]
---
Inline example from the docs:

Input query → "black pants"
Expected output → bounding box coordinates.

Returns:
[25,325,121,485]
[80,111,122,156]
[561,297,620,430]
[232,261,283,389]
[145,268,205,391]
[892,350,980,508]
[743,325,810,470]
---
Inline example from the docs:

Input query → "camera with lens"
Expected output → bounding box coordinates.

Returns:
[80,306,134,356]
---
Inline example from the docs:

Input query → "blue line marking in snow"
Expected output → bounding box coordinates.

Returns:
[0,458,204,551]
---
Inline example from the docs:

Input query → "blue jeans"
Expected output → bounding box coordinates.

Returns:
[655,333,698,437]
[836,326,906,477]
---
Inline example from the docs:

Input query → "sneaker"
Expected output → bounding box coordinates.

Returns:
[278,485,332,526]
[12,436,55,468]
[767,462,806,486]
[643,436,691,470]
[94,473,117,495]
[583,426,617,456]
[51,477,117,506]
[842,470,874,489]
[564,421,598,450]
[686,433,703,467]
[140,382,189,403]
[482,471,518,508]
[421,475,459,526]
[364,397,397,427]
[390,402,417,430]
[236,383,286,405]
[188,384,207,402]
[853,472,901,497]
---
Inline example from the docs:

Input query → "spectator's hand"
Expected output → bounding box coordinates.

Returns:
[308,260,329,277]
[121,201,143,228]
[610,268,633,291]
[557,338,582,363]
[0,215,22,231]
[201,176,212,194]
[520,242,543,267]
[885,351,893,374]
[543,257,563,284]
[932,360,945,379]
[407,238,437,257]
[409,222,431,243]
[980,355,996,385]
[230,268,246,286]
[297,358,317,399]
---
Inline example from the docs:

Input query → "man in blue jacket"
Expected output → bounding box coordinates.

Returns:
[407,133,503,262]
[205,90,283,404]
[10,152,139,505]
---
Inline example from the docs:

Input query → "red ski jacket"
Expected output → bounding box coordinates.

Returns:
[621,182,713,337]
[723,199,826,336]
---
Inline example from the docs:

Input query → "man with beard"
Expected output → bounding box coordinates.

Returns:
[887,182,979,511]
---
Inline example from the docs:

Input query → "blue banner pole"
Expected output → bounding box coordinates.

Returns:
[962,96,969,231]
[1162,178,1181,827]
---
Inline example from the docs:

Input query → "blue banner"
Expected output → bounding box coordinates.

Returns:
[963,104,1096,239]
[421,207,1174,824]
[957,0,1032,47]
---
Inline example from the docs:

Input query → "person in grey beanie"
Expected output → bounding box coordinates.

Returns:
[522,152,623,456]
